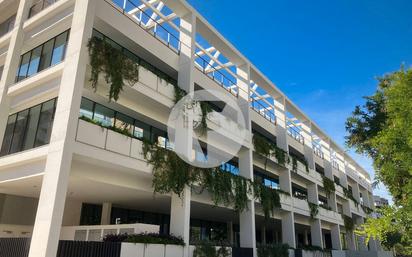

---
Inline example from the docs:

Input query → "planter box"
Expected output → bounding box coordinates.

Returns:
[139,66,158,90]
[145,244,165,257]
[130,138,144,160]
[158,78,175,99]
[121,243,145,257]
[165,244,184,257]
[106,130,132,156]
[77,119,106,148]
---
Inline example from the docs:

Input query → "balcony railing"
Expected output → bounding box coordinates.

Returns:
[287,126,304,145]
[28,0,59,19]
[0,15,15,38]
[107,0,184,54]
[313,145,324,159]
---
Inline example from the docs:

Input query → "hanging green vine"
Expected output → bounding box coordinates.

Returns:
[307,201,319,219]
[291,156,298,172]
[322,176,336,197]
[343,187,359,207]
[142,140,283,219]
[252,134,289,169]
[87,37,140,101]
[343,215,355,232]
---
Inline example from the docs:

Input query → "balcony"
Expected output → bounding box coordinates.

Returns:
[287,126,304,145]
[0,14,15,38]
[28,0,60,19]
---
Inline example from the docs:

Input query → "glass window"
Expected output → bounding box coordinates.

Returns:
[0,114,17,156]
[9,110,29,154]
[134,120,151,140]
[38,39,54,71]
[79,98,94,119]
[115,113,134,134]
[151,126,166,146]
[51,31,68,65]
[22,105,41,150]
[94,104,114,127]
[27,46,42,77]
[34,99,56,147]
[17,52,31,81]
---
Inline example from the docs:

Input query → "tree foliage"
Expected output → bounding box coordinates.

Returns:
[346,67,412,255]
[346,67,412,205]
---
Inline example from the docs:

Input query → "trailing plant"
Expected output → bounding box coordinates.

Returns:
[290,154,309,172]
[343,187,359,207]
[103,233,184,245]
[257,243,290,257]
[252,134,289,169]
[343,215,355,232]
[307,201,319,219]
[300,245,329,252]
[193,242,230,257]
[291,156,298,172]
[142,140,283,219]
[322,176,336,197]
[87,37,140,101]
[253,183,281,219]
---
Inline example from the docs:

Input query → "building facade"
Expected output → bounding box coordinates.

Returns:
[373,196,389,209]
[0,0,383,257]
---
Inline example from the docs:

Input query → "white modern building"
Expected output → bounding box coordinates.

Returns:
[373,196,389,209]
[0,0,389,257]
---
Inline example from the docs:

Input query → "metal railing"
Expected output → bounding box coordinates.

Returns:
[194,53,239,96]
[313,145,324,159]
[28,0,59,19]
[287,126,304,144]
[107,0,185,54]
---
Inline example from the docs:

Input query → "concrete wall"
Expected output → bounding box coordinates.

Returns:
[0,194,38,225]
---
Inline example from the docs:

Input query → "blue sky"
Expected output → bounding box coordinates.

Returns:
[187,0,412,202]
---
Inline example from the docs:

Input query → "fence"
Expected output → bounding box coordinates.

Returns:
[0,238,121,257]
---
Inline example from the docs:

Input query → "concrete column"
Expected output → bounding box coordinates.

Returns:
[261,226,266,245]
[100,202,112,225]
[169,12,196,257]
[170,187,191,250]
[274,96,287,151]
[279,168,292,195]
[307,183,319,204]
[331,224,342,250]
[347,231,356,250]
[355,216,368,250]
[302,121,315,170]
[238,147,256,255]
[310,219,323,248]
[353,183,361,203]
[0,0,32,147]
[281,211,296,248]
[28,1,97,257]
[369,237,378,251]
[328,193,338,212]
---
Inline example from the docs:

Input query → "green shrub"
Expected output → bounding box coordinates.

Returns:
[193,242,230,257]
[257,243,289,257]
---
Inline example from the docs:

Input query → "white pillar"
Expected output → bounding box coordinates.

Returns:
[282,211,296,248]
[308,183,318,205]
[331,224,342,250]
[311,219,323,248]
[28,1,97,257]
[302,121,315,170]
[347,231,356,250]
[0,0,31,148]
[303,229,309,246]
[170,187,191,248]
[261,226,266,245]
[353,183,361,203]
[369,237,378,251]
[238,147,256,255]
[100,202,112,225]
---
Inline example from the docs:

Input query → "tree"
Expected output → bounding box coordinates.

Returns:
[346,67,412,256]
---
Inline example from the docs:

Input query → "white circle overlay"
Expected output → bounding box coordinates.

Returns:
[167,89,249,168]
